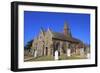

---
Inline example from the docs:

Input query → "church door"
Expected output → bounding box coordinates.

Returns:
[46,47,48,56]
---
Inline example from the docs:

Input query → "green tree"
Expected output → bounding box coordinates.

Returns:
[24,40,33,51]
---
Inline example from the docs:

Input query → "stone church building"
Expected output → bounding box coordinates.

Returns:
[31,22,89,57]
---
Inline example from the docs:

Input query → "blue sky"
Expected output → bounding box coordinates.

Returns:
[24,11,90,46]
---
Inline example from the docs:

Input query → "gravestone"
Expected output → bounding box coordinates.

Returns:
[86,47,90,58]
[32,49,34,56]
[54,50,58,60]
[80,48,84,57]
[67,49,71,57]
[87,53,90,58]
[34,50,37,58]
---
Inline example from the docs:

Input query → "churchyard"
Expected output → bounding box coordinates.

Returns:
[24,53,88,62]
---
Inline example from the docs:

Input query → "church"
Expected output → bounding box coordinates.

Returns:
[30,22,89,57]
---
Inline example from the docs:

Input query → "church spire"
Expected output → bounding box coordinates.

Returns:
[63,22,72,37]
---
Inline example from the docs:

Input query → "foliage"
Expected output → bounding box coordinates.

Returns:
[24,40,33,50]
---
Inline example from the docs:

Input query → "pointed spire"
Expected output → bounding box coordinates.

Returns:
[69,28,72,37]
[63,21,68,35]
[47,27,52,32]
[63,21,72,37]
[40,27,44,32]
[64,21,69,30]
[40,27,45,35]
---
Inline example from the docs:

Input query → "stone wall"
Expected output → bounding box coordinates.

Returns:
[31,29,88,58]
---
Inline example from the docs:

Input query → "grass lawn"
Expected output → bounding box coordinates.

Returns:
[59,54,87,60]
[24,54,87,62]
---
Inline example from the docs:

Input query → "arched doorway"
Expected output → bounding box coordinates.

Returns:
[45,47,48,56]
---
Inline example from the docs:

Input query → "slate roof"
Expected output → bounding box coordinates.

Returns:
[40,28,82,43]
[51,32,81,43]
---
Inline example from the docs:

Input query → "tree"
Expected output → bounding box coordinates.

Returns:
[24,40,34,51]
